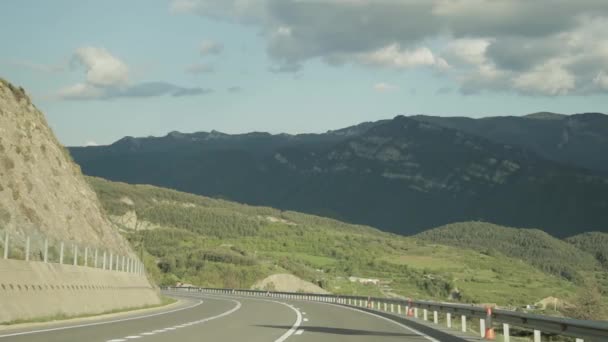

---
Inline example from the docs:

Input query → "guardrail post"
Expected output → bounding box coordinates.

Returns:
[433,311,438,324]
[391,303,394,313]
[415,308,419,318]
[398,305,401,314]
[384,302,387,311]
[73,245,78,265]
[25,236,30,261]
[447,313,452,328]
[533,330,541,342]
[59,242,64,264]
[503,323,510,342]
[575,339,583,342]
[43,239,48,263]
[480,319,486,338]
[2,231,8,259]
[423,309,428,321]
[84,247,88,266]
[109,253,113,271]
[461,315,467,332]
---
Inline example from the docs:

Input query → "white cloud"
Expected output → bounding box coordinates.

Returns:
[172,0,608,95]
[513,60,576,96]
[373,82,398,92]
[200,40,223,56]
[594,71,608,90]
[72,47,129,87]
[57,83,105,100]
[360,44,448,70]
[59,47,211,100]
[444,38,491,66]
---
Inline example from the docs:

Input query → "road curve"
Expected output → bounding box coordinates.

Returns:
[0,292,468,341]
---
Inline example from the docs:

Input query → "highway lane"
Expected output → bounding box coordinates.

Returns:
[0,292,468,341]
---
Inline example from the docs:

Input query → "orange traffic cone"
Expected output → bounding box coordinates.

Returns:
[484,306,495,340]
[407,299,414,317]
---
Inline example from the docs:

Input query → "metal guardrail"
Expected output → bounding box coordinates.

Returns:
[164,286,608,342]
[0,228,145,275]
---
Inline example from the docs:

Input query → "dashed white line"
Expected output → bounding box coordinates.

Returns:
[0,299,203,339]
[104,299,242,342]
[303,318,309,322]
[295,329,304,335]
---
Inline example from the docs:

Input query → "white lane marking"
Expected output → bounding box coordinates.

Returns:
[106,299,242,342]
[327,304,440,342]
[172,292,301,342]
[303,318,309,322]
[273,301,302,342]
[295,329,304,335]
[0,300,204,339]
[107,340,126,342]
[185,292,438,342]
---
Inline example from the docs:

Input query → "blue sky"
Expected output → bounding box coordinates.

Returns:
[1,0,607,146]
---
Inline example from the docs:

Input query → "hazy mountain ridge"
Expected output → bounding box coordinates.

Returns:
[69,113,608,238]
[412,112,608,172]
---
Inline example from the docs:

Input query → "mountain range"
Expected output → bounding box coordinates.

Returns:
[69,113,608,237]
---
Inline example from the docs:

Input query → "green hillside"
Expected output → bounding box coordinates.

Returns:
[567,232,608,269]
[415,222,601,282]
[88,177,604,318]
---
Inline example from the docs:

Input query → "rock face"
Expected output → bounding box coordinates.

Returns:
[0,78,130,254]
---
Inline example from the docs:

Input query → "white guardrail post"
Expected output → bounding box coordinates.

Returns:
[2,231,8,259]
[59,242,64,264]
[25,236,30,261]
[43,238,48,263]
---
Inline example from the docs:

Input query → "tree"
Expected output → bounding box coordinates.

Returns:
[566,282,605,320]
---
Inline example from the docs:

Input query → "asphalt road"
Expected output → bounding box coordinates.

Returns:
[0,292,470,342]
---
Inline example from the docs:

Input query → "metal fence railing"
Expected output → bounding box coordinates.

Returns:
[163,287,608,342]
[0,227,144,275]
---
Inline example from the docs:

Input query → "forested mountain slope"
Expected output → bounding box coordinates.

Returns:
[88,177,607,318]
[71,116,608,237]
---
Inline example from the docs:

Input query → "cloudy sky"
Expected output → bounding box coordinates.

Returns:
[1,0,607,146]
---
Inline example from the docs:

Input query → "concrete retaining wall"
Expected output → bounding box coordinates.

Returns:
[0,259,160,323]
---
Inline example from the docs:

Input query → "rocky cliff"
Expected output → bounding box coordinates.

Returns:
[0,79,130,253]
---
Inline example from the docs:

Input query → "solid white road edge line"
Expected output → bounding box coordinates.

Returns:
[0,300,204,339]
[175,293,303,342]
[326,303,440,342]
[273,302,302,342]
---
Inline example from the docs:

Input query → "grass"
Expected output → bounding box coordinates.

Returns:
[0,296,176,326]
